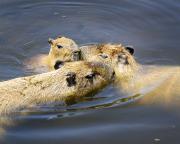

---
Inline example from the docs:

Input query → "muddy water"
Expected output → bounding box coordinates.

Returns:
[0,0,180,144]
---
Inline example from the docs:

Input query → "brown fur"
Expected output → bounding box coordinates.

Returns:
[115,65,180,107]
[80,43,138,80]
[80,44,180,102]
[0,61,113,115]
[138,66,180,106]
[25,36,79,72]
[25,37,137,81]
[47,36,79,69]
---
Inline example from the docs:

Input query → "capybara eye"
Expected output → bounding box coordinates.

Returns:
[85,72,96,79]
[85,72,100,84]
[57,45,63,49]
[73,50,81,61]
[73,51,78,54]
[66,72,76,87]
[54,60,64,70]
[125,46,134,55]
[99,54,108,59]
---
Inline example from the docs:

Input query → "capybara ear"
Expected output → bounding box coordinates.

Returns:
[125,46,134,55]
[48,38,54,45]
[54,60,64,70]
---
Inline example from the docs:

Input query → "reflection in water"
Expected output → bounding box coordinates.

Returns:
[0,0,180,143]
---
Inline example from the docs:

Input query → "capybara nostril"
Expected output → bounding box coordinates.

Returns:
[66,72,76,87]
[54,60,64,70]
[118,54,127,59]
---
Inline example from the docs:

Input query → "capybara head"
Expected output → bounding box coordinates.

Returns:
[47,36,81,70]
[88,44,138,80]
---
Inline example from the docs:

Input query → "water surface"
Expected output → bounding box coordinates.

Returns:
[0,0,180,144]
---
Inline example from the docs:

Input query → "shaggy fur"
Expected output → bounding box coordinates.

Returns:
[25,36,79,72]
[80,43,138,80]
[25,37,138,79]
[0,61,113,115]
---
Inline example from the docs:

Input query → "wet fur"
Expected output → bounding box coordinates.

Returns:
[80,43,138,79]
[0,61,113,115]
[24,37,180,106]
[24,36,79,72]
[25,37,138,79]
[80,44,180,102]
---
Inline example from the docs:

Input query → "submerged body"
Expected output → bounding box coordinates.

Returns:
[80,44,180,105]
[125,65,180,106]
[115,65,180,93]
[25,36,180,106]
[0,61,113,115]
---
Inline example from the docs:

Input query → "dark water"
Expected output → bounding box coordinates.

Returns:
[0,0,180,143]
